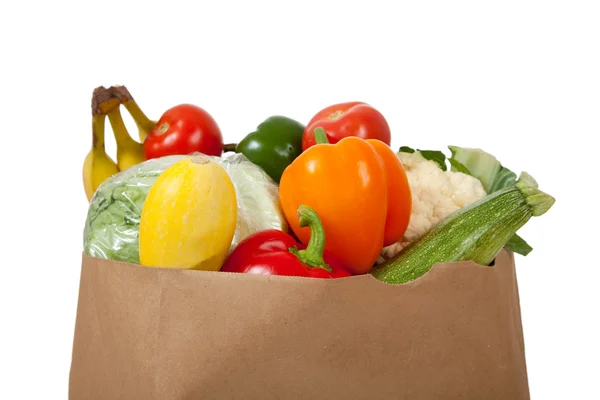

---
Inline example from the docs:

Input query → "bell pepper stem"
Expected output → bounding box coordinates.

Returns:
[223,143,237,152]
[314,127,330,144]
[288,204,332,272]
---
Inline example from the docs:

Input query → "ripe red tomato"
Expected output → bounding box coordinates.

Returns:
[302,102,391,151]
[143,104,223,159]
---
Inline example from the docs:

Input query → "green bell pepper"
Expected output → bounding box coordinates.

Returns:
[227,116,305,183]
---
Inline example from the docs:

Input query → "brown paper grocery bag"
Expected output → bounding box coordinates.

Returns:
[69,249,529,399]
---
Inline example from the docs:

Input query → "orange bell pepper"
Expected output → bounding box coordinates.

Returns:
[366,139,412,246]
[279,129,411,275]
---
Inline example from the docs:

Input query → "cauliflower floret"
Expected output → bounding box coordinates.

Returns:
[378,151,486,262]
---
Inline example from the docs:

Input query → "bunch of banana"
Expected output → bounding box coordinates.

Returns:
[82,86,156,202]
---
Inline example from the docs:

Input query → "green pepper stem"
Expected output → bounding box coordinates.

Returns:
[314,127,330,144]
[288,204,332,272]
[223,143,237,152]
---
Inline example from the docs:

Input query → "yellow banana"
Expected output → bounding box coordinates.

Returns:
[82,114,119,202]
[107,106,146,171]
[83,85,156,201]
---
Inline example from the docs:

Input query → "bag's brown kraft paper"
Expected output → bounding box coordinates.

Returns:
[69,249,529,400]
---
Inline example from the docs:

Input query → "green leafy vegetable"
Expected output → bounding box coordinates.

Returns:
[448,158,471,174]
[418,150,447,171]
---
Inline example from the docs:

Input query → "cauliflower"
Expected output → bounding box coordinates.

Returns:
[378,151,486,262]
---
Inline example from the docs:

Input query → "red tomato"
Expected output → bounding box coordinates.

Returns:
[302,102,391,151]
[143,104,223,159]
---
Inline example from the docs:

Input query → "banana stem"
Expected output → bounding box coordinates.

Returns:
[92,86,120,116]
[107,106,136,147]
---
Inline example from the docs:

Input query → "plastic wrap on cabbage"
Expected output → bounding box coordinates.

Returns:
[83,153,288,264]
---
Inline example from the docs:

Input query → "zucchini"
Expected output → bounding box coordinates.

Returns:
[370,172,555,284]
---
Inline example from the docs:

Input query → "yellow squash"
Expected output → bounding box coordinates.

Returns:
[139,157,237,270]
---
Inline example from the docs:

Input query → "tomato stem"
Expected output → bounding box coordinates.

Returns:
[314,127,330,145]
[288,205,331,272]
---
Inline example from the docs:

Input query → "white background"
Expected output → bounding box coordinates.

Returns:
[1,1,598,399]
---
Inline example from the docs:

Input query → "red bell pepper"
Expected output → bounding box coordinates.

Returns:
[221,205,352,278]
